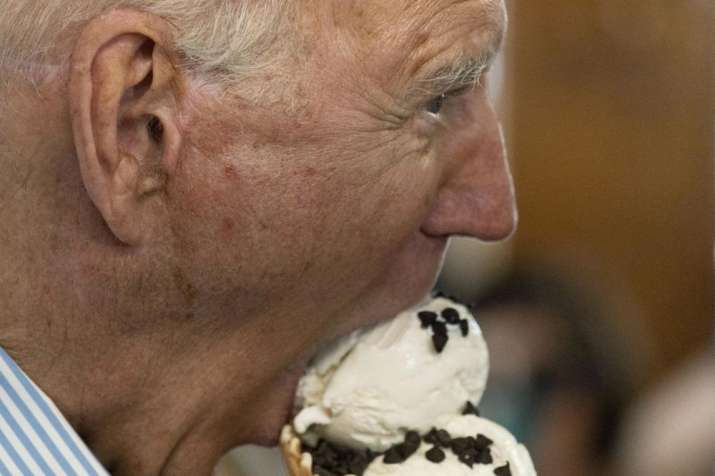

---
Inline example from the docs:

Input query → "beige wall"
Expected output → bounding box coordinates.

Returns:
[507,1,714,380]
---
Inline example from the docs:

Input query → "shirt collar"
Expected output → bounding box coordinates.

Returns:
[0,346,109,475]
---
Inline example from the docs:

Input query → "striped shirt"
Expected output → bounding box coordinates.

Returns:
[0,347,109,476]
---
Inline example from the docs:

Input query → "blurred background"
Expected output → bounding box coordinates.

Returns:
[218,1,714,474]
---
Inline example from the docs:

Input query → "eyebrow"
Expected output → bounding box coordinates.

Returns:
[418,53,494,95]
[409,28,504,98]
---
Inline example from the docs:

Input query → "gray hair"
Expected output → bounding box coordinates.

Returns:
[0,0,290,87]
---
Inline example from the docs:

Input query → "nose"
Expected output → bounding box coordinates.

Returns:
[421,99,517,241]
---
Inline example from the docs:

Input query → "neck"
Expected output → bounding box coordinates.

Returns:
[2,272,308,475]
[0,105,319,473]
[0,208,314,475]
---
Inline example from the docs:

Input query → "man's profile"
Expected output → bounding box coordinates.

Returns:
[0,0,516,474]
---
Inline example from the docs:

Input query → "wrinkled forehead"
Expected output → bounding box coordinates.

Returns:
[309,0,506,81]
[330,0,506,39]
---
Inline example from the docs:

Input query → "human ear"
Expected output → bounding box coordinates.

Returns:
[69,9,183,245]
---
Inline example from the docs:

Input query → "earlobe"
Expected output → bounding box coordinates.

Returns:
[69,10,181,245]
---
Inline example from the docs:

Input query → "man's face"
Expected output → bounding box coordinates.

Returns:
[164,0,513,378]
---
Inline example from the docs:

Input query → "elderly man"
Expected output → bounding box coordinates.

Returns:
[0,0,515,474]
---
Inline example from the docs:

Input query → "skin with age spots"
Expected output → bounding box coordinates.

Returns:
[223,163,238,180]
[0,0,514,475]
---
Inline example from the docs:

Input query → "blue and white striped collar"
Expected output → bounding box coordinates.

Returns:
[0,346,109,475]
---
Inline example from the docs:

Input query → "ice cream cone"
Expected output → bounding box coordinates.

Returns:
[280,425,316,476]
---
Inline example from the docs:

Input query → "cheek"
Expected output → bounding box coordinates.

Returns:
[167,148,336,295]
[168,107,442,312]
[311,161,439,273]
[308,128,444,262]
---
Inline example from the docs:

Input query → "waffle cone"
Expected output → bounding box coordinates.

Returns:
[280,425,316,476]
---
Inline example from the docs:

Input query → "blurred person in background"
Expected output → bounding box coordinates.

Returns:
[614,346,715,476]
[474,265,637,476]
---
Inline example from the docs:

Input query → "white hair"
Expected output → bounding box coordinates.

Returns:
[0,0,290,87]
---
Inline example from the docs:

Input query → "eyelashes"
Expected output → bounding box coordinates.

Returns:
[425,93,448,115]
[423,86,473,117]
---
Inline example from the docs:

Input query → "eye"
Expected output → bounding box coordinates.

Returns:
[423,86,473,117]
[425,93,448,115]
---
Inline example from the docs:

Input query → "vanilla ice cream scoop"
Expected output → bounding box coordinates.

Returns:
[363,414,536,476]
[293,297,489,452]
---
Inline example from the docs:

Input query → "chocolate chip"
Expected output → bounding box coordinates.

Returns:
[425,446,446,463]
[450,437,472,454]
[432,332,448,353]
[404,431,421,451]
[400,441,419,460]
[307,439,380,476]
[417,311,438,328]
[383,446,405,464]
[458,449,476,468]
[431,320,448,335]
[475,447,493,464]
[423,428,439,445]
[447,433,496,469]
[424,428,448,447]
[347,451,374,475]
[436,429,452,447]
[463,401,481,417]
[383,437,420,465]
[459,319,469,336]
[494,463,512,476]
[401,431,421,460]
[441,307,460,324]
[475,434,493,450]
